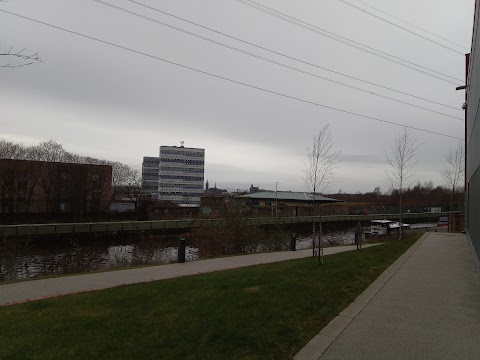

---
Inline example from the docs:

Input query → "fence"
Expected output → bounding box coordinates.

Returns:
[0,212,451,236]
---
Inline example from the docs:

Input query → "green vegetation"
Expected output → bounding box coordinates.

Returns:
[0,235,420,360]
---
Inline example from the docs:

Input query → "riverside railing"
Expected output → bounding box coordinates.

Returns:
[0,212,453,236]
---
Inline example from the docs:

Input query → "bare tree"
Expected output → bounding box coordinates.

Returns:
[109,162,132,207]
[98,162,143,211]
[303,124,340,264]
[385,127,420,240]
[0,139,24,159]
[373,186,381,205]
[121,167,142,209]
[0,46,42,68]
[34,140,68,162]
[441,142,465,212]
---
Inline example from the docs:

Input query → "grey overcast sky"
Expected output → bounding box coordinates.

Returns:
[0,0,473,193]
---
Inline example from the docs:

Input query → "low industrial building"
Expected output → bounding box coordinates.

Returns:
[240,191,345,216]
[465,1,480,267]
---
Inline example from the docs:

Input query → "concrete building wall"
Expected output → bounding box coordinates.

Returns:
[141,156,160,197]
[466,0,480,264]
[158,146,205,205]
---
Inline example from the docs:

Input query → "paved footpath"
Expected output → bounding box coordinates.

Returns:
[295,232,480,360]
[0,243,378,306]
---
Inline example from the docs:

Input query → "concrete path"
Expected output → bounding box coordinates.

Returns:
[295,232,480,360]
[0,243,378,307]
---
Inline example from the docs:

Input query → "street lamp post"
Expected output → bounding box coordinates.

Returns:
[275,182,279,217]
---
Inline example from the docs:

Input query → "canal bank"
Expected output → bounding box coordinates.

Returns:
[1,222,434,281]
[0,212,447,236]
[0,218,435,281]
[0,243,383,306]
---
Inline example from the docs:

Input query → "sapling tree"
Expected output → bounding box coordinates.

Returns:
[441,142,465,212]
[303,124,340,264]
[385,127,420,240]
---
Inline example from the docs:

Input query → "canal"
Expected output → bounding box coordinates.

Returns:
[0,223,435,281]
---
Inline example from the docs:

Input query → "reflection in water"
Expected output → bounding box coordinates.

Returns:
[105,245,199,268]
[1,239,201,281]
[1,224,433,281]
[2,244,200,281]
[295,230,359,250]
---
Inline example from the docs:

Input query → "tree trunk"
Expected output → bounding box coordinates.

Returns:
[399,189,403,240]
[312,195,316,257]
[319,215,324,264]
[450,186,455,213]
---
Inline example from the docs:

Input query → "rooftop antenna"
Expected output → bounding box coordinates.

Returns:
[180,141,184,148]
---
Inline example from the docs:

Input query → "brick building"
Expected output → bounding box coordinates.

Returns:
[0,159,112,216]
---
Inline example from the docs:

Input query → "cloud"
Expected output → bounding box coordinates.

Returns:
[0,0,470,193]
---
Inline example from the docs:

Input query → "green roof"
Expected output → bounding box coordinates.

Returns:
[240,191,342,203]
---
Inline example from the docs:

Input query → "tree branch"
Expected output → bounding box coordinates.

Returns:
[0,46,42,68]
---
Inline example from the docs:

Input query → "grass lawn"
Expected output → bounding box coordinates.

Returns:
[0,235,420,360]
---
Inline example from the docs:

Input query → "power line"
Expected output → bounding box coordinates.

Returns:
[336,0,464,55]
[0,9,463,141]
[237,0,462,82]
[125,0,461,111]
[348,0,469,51]
[93,0,462,120]
[234,0,462,84]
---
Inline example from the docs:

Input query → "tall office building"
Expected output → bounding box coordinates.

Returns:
[141,156,160,198]
[142,144,205,205]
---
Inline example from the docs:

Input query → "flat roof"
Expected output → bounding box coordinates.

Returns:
[240,191,342,203]
[160,146,205,151]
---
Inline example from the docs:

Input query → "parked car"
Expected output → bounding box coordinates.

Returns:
[437,216,448,227]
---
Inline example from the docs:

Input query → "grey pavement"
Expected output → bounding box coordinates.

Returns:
[0,243,378,306]
[295,232,480,360]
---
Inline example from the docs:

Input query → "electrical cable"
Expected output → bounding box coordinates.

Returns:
[125,0,461,111]
[336,0,464,55]
[234,0,462,84]
[0,9,464,141]
[348,0,469,51]
[93,0,462,120]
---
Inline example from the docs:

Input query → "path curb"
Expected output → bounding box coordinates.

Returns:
[294,232,430,360]
[0,244,381,307]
